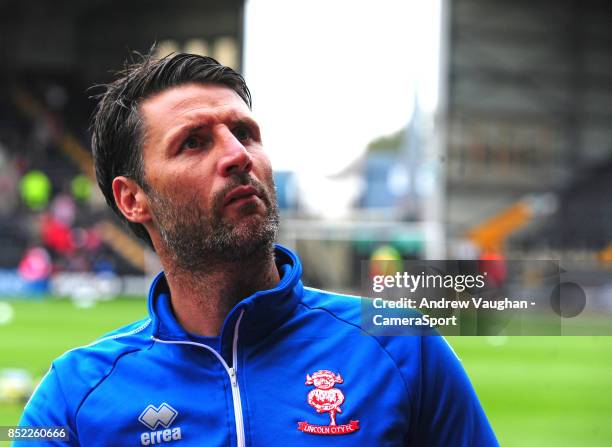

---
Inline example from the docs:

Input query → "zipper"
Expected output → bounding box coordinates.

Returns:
[151,309,246,447]
[230,310,246,447]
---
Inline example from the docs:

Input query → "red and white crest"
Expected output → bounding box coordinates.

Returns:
[297,370,360,436]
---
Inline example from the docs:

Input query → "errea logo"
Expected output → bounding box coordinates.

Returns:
[139,403,177,430]
[138,403,182,445]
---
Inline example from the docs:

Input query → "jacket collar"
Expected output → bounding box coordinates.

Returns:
[147,244,303,349]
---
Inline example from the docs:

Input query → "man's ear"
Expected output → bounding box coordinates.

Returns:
[112,176,152,224]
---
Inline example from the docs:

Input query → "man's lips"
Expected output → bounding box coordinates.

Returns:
[223,185,261,207]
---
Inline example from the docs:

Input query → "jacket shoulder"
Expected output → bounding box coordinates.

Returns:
[52,317,153,410]
[54,316,152,373]
[300,286,364,325]
[21,317,154,432]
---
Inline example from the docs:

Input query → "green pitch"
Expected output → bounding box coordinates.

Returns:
[449,335,612,447]
[0,298,611,446]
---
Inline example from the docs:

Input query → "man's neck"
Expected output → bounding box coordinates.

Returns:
[160,247,280,337]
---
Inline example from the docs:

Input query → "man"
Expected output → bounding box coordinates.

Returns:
[18,53,499,446]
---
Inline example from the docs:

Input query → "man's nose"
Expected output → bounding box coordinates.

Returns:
[216,127,253,177]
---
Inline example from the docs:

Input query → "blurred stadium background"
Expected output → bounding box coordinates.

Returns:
[0,0,611,445]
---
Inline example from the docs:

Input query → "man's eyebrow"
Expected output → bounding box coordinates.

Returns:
[163,123,208,150]
[225,112,259,128]
[236,118,260,130]
[182,123,207,134]
[229,116,261,136]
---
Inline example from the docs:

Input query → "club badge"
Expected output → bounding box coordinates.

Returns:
[297,370,360,436]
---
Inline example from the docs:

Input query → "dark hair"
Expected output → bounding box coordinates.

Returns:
[90,52,252,247]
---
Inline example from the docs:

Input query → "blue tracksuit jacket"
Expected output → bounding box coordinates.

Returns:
[18,245,499,446]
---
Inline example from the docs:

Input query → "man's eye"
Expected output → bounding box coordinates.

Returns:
[182,135,205,150]
[233,126,253,142]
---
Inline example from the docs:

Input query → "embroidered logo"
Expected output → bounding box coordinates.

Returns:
[138,403,182,445]
[297,370,360,436]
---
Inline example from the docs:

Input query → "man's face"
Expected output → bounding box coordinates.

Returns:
[138,83,279,268]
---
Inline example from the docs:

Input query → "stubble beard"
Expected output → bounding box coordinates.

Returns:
[146,172,279,273]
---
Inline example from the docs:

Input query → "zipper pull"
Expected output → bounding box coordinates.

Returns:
[229,367,238,387]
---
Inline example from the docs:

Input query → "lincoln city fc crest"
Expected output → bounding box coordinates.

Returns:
[297,370,360,436]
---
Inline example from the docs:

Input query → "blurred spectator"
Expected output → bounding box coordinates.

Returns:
[40,213,73,255]
[19,170,51,210]
[477,251,507,288]
[50,193,76,226]
[0,145,18,216]
[17,246,52,282]
[369,244,403,279]
[70,174,93,203]
[80,227,102,252]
